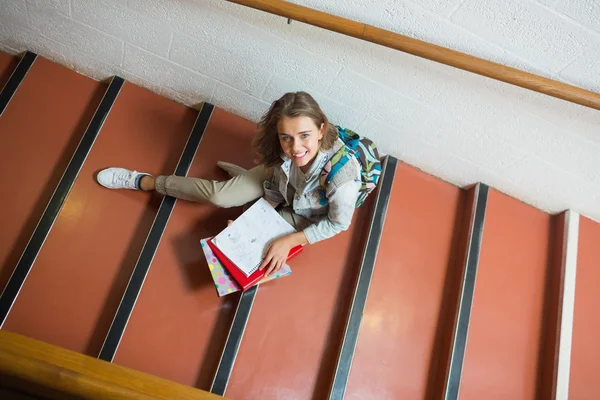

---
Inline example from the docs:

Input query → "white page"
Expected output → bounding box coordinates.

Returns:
[212,198,296,276]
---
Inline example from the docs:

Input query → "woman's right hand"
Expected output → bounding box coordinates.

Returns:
[227,219,234,227]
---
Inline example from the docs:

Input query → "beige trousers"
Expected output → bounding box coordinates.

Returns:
[154,165,311,231]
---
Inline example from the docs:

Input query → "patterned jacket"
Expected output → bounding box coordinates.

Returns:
[263,137,361,244]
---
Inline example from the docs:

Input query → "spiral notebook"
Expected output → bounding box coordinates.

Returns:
[211,198,297,277]
[201,238,292,296]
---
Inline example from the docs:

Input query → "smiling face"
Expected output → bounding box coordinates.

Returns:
[277,116,324,172]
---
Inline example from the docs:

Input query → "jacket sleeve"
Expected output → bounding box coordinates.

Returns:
[302,179,360,244]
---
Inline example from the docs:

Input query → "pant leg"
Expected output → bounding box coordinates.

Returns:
[154,165,268,208]
[277,207,313,232]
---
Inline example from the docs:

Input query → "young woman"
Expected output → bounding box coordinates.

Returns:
[97,92,362,277]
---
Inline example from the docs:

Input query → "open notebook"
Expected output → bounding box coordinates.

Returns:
[211,198,297,277]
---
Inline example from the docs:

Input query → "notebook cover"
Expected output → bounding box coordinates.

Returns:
[201,238,291,296]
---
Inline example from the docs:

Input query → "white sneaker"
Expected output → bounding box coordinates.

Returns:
[97,167,150,190]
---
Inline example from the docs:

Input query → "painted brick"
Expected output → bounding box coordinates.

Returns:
[554,0,600,34]
[261,75,366,130]
[567,106,600,147]
[536,0,558,7]
[370,0,509,62]
[469,73,599,145]
[27,5,123,66]
[123,44,216,103]
[228,21,342,93]
[421,114,527,172]
[412,0,465,17]
[27,0,70,15]
[503,115,600,186]
[560,51,600,93]
[71,0,172,57]
[1,0,28,26]
[433,156,520,196]
[127,0,240,49]
[291,0,508,66]
[327,67,429,122]
[451,0,600,72]
[290,0,386,26]
[0,19,71,67]
[355,116,454,173]
[211,83,270,123]
[433,154,573,214]
[67,48,124,81]
[503,155,600,216]
[169,31,270,98]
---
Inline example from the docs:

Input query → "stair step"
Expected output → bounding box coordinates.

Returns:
[98,103,214,363]
[0,51,19,91]
[570,216,600,398]
[0,51,36,115]
[458,189,564,399]
[2,82,196,356]
[112,107,259,389]
[327,156,398,400]
[343,162,471,399]
[224,184,378,398]
[0,55,106,301]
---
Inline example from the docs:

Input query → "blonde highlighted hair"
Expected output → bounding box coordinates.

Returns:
[253,91,338,167]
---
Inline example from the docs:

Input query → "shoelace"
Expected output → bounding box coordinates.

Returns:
[113,170,137,187]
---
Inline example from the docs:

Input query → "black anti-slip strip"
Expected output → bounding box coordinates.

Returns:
[0,76,124,327]
[210,285,258,395]
[328,156,398,400]
[98,102,214,362]
[444,183,488,399]
[0,51,37,117]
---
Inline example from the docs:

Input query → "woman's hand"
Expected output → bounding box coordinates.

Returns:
[259,231,308,277]
[259,236,293,277]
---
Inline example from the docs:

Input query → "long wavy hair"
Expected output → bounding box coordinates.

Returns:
[253,91,338,168]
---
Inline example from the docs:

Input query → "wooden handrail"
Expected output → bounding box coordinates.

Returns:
[226,0,600,111]
[0,330,226,400]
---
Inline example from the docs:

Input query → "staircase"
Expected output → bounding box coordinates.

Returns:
[1,51,599,400]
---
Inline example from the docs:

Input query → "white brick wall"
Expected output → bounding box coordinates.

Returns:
[0,0,599,221]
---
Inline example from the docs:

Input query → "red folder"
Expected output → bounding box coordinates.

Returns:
[207,238,303,291]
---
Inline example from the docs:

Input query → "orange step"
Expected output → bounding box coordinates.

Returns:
[570,216,600,398]
[344,163,469,399]
[0,51,19,90]
[458,189,564,399]
[3,82,197,356]
[0,55,105,296]
[225,190,376,397]
[112,107,258,388]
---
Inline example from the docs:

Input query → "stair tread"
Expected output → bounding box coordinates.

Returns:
[225,197,376,399]
[0,51,19,91]
[3,82,196,356]
[459,189,560,398]
[112,107,258,389]
[570,216,600,398]
[345,163,468,399]
[0,56,105,296]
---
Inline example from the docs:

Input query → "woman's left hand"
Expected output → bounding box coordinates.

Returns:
[259,236,294,277]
